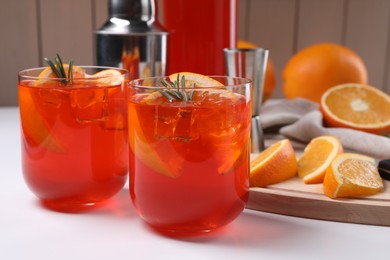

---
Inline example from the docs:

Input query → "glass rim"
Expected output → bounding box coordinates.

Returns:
[18,66,129,81]
[128,75,252,90]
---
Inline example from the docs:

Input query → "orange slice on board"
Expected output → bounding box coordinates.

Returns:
[323,153,384,198]
[250,139,297,187]
[298,136,343,184]
[320,83,390,135]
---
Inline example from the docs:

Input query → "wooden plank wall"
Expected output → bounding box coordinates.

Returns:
[1,0,390,106]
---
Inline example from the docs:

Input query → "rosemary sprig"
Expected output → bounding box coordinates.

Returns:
[160,74,194,101]
[44,54,74,85]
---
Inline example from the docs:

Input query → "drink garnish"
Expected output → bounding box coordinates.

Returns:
[159,72,225,102]
[43,54,74,85]
[161,74,193,101]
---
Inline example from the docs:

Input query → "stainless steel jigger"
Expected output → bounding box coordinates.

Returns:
[224,48,269,153]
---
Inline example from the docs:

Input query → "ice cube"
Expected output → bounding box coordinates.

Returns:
[70,88,109,122]
[39,88,69,109]
[154,105,197,142]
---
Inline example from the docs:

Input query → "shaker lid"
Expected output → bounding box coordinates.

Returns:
[98,0,167,34]
[109,0,155,21]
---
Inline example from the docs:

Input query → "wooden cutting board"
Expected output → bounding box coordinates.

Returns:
[247,177,390,226]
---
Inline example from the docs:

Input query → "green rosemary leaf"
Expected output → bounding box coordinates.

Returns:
[171,90,183,100]
[161,79,174,89]
[175,74,180,90]
[160,90,176,101]
[181,76,188,101]
[55,54,67,78]
[159,74,194,102]
[182,90,188,101]
[44,54,74,86]
[189,90,195,100]
[44,58,61,78]
[68,60,74,84]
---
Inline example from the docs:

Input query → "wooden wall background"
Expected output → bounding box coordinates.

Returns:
[1,0,390,106]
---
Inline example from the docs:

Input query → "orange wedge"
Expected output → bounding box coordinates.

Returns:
[250,139,297,187]
[323,153,384,198]
[298,136,343,184]
[320,83,390,135]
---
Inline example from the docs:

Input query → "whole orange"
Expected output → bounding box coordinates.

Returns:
[282,43,368,103]
[237,40,276,102]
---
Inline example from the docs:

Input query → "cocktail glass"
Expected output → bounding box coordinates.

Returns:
[128,76,251,233]
[18,66,129,211]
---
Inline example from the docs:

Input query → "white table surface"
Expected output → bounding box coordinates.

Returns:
[1,106,389,260]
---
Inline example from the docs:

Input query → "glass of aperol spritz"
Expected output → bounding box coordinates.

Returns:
[128,73,251,233]
[18,57,129,212]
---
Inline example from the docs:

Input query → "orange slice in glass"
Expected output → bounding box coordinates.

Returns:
[19,88,64,152]
[168,72,224,87]
[35,64,86,86]
[90,69,124,86]
[128,103,176,178]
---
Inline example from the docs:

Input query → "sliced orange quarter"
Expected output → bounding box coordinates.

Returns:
[323,153,384,198]
[250,139,297,187]
[320,83,390,135]
[298,136,343,184]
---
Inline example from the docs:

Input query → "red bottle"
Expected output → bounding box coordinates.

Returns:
[162,0,237,75]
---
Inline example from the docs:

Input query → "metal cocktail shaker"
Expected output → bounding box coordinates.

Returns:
[95,0,168,79]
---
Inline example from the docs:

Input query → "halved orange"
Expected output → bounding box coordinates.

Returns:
[320,83,390,135]
[323,153,384,198]
[298,136,343,184]
[250,139,297,187]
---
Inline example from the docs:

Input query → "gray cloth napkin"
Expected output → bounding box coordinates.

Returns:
[260,98,390,160]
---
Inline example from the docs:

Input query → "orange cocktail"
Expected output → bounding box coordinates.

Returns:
[18,63,128,211]
[128,74,251,232]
